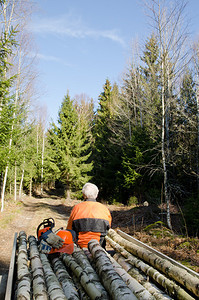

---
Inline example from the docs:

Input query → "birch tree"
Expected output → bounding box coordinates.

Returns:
[146,0,190,228]
[0,0,37,209]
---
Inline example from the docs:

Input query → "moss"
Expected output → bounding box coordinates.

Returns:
[180,260,198,272]
[178,241,191,249]
[144,221,174,238]
[144,221,165,231]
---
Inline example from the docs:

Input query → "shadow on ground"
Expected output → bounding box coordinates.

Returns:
[21,200,73,218]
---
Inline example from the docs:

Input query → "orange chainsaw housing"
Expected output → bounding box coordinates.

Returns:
[37,218,74,255]
[48,229,74,254]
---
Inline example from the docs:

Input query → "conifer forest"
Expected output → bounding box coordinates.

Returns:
[0,0,199,237]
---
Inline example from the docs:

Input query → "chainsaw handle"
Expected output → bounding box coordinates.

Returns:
[36,217,55,239]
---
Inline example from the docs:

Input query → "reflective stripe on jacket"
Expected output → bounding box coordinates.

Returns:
[66,199,112,248]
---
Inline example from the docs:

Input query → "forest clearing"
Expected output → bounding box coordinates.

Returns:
[0,193,199,299]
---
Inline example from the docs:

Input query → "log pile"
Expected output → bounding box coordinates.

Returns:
[13,230,199,300]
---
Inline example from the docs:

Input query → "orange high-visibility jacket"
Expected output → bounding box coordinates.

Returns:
[66,199,112,248]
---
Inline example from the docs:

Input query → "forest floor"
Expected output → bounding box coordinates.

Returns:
[0,191,199,295]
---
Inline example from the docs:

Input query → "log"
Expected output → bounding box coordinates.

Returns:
[107,229,199,298]
[88,239,138,300]
[62,253,103,300]
[28,235,48,300]
[71,274,90,300]
[106,234,195,300]
[51,257,80,300]
[72,246,109,299]
[16,231,31,300]
[40,253,66,300]
[107,252,155,300]
[113,252,171,300]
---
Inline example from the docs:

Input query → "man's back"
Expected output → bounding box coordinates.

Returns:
[67,200,112,248]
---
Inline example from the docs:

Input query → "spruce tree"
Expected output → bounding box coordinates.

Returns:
[175,69,197,192]
[47,92,93,199]
[140,34,161,137]
[0,28,17,175]
[92,79,122,202]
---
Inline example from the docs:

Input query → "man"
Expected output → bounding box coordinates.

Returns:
[67,182,112,248]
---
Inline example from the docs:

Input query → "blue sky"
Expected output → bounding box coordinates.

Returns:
[30,0,199,124]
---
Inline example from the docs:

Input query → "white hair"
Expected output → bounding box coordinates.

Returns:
[82,182,99,199]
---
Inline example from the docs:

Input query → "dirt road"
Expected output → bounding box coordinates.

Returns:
[0,195,81,275]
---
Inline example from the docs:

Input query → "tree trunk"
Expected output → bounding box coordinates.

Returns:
[14,161,17,201]
[66,173,70,200]
[113,252,171,300]
[19,158,25,199]
[72,246,109,299]
[1,166,8,212]
[51,257,80,300]
[88,239,137,300]
[161,56,172,230]
[40,253,67,300]
[29,177,32,197]
[17,231,31,300]
[62,253,103,300]
[71,274,90,300]
[107,252,154,300]
[41,131,45,195]
[28,236,48,300]
[107,229,199,299]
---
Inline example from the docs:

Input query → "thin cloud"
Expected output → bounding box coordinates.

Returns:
[31,14,126,47]
[28,52,72,66]
[36,53,61,62]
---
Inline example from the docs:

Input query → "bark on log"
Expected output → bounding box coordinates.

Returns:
[51,257,80,300]
[62,253,103,300]
[107,229,199,298]
[40,253,66,300]
[107,252,155,300]
[28,235,48,300]
[113,252,171,300]
[16,231,31,300]
[71,274,90,300]
[106,234,195,300]
[72,246,109,299]
[88,239,138,300]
